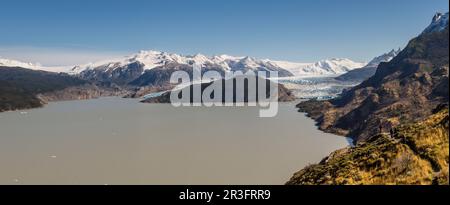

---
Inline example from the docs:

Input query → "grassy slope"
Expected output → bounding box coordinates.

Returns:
[287,109,449,185]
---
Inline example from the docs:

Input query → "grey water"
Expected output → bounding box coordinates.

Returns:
[0,97,348,185]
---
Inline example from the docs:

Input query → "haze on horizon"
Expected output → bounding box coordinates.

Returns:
[0,0,448,66]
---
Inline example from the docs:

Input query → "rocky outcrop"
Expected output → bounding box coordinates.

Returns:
[335,66,377,82]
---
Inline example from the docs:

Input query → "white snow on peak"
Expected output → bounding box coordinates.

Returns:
[71,50,365,77]
[2,50,366,77]
[71,50,221,74]
[422,12,449,34]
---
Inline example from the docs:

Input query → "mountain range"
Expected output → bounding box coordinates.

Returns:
[69,51,366,77]
[2,50,366,83]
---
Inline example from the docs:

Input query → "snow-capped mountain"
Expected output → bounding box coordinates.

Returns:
[2,50,366,87]
[270,58,366,76]
[422,12,449,34]
[70,50,293,76]
[71,50,365,78]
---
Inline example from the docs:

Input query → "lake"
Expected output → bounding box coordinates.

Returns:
[0,97,348,185]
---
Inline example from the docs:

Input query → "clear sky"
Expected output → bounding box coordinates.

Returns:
[0,0,448,66]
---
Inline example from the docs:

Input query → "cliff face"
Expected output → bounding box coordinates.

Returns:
[297,26,449,142]
[287,108,449,185]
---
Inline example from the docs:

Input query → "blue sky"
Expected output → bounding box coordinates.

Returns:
[0,0,448,66]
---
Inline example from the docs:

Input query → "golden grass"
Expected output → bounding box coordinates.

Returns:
[287,109,449,185]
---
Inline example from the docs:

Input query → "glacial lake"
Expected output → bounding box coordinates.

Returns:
[0,97,348,185]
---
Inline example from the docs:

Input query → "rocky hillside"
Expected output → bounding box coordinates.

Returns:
[335,49,401,82]
[287,107,449,185]
[297,20,449,142]
[0,66,125,112]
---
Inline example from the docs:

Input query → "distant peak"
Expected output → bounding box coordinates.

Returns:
[422,12,449,34]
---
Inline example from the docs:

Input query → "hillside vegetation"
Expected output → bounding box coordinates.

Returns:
[287,108,449,185]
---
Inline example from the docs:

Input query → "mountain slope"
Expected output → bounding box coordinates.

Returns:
[335,49,401,82]
[0,67,86,112]
[297,17,449,142]
[0,66,128,112]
